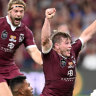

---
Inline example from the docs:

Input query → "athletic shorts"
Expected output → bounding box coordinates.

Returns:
[0,65,24,84]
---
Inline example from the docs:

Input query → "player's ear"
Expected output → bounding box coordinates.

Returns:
[18,88,24,95]
[55,43,59,49]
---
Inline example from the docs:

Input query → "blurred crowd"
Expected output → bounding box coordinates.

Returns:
[0,0,96,71]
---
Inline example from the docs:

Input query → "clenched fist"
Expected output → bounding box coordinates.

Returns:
[45,8,56,19]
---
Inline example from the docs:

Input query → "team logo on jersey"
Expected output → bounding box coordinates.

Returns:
[1,30,8,39]
[9,35,16,42]
[19,33,24,42]
[60,59,66,68]
[8,43,15,49]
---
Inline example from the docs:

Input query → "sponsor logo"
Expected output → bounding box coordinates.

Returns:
[61,77,75,81]
[9,35,16,42]
[0,47,13,52]
[1,30,8,39]
[68,62,74,68]
[8,43,15,49]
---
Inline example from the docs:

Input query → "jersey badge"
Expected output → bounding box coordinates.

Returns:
[19,33,24,42]
[60,59,66,68]
[1,30,8,39]
[9,35,16,42]
[68,62,74,68]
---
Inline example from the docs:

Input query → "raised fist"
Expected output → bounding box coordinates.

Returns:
[45,8,56,19]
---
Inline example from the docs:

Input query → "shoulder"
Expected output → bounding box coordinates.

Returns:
[23,24,33,34]
[19,22,33,34]
[21,23,32,32]
[71,39,83,58]
[0,17,6,25]
[0,17,5,21]
[72,39,83,47]
[42,49,58,58]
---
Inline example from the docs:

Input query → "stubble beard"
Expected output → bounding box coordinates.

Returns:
[10,15,21,26]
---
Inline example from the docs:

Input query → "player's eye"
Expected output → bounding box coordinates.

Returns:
[20,10,24,13]
[14,10,18,13]
[28,83,30,86]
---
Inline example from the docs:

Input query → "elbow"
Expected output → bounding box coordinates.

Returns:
[39,60,43,65]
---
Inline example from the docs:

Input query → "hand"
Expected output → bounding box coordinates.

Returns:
[45,8,56,19]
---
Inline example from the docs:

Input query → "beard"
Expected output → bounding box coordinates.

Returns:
[24,89,33,96]
[10,15,22,26]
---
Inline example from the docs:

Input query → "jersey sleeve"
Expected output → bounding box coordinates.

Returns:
[24,26,36,49]
[72,39,83,58]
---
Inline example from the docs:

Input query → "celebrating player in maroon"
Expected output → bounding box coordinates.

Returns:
[41,8,96,96]
[0,0,42,96]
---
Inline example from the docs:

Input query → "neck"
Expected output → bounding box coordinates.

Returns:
[54,48,60,54]
[53,48,67,59]
[8,15,12,24]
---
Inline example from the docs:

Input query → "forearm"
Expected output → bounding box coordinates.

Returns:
[41,17,51,46]
[41,8,56,53]
[80,20,96,43]
[32,50,43,65]
[27,47,43,65]
[41,8,56,46]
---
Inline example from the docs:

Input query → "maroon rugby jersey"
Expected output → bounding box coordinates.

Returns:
[41,39,82,96]
[0,17,35,79]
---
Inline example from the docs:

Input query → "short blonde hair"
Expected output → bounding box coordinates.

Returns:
[8,0,26,11]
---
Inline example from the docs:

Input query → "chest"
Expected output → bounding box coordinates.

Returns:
[51,54,77,77]
[0,26,25,51]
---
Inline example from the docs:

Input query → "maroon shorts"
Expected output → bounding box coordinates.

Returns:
[0,65,23,83]
[0,76,6,82]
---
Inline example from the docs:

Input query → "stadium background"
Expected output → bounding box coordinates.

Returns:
[0,0,96,96]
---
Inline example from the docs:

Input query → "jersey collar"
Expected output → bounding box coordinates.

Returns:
[6,16,21,31]
[58,53,67,59]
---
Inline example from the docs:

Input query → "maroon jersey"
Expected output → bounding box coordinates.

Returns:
[41,39,82,96]
[0,17,35,82]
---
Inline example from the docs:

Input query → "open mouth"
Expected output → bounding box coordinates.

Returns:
[14,18,21,25]
[15,18,21,21]
[15,18,21,22]
[67,49,71,54]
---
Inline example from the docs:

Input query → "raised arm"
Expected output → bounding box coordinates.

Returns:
[80,20,96,44]
[41,8,56,53]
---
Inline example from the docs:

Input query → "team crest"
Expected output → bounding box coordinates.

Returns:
[60,59,66,68]
[1,30,8,39]
[19,33,24,42]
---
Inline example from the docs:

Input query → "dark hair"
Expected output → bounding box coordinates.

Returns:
[51,31,71,48]
[10,76,26,94]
